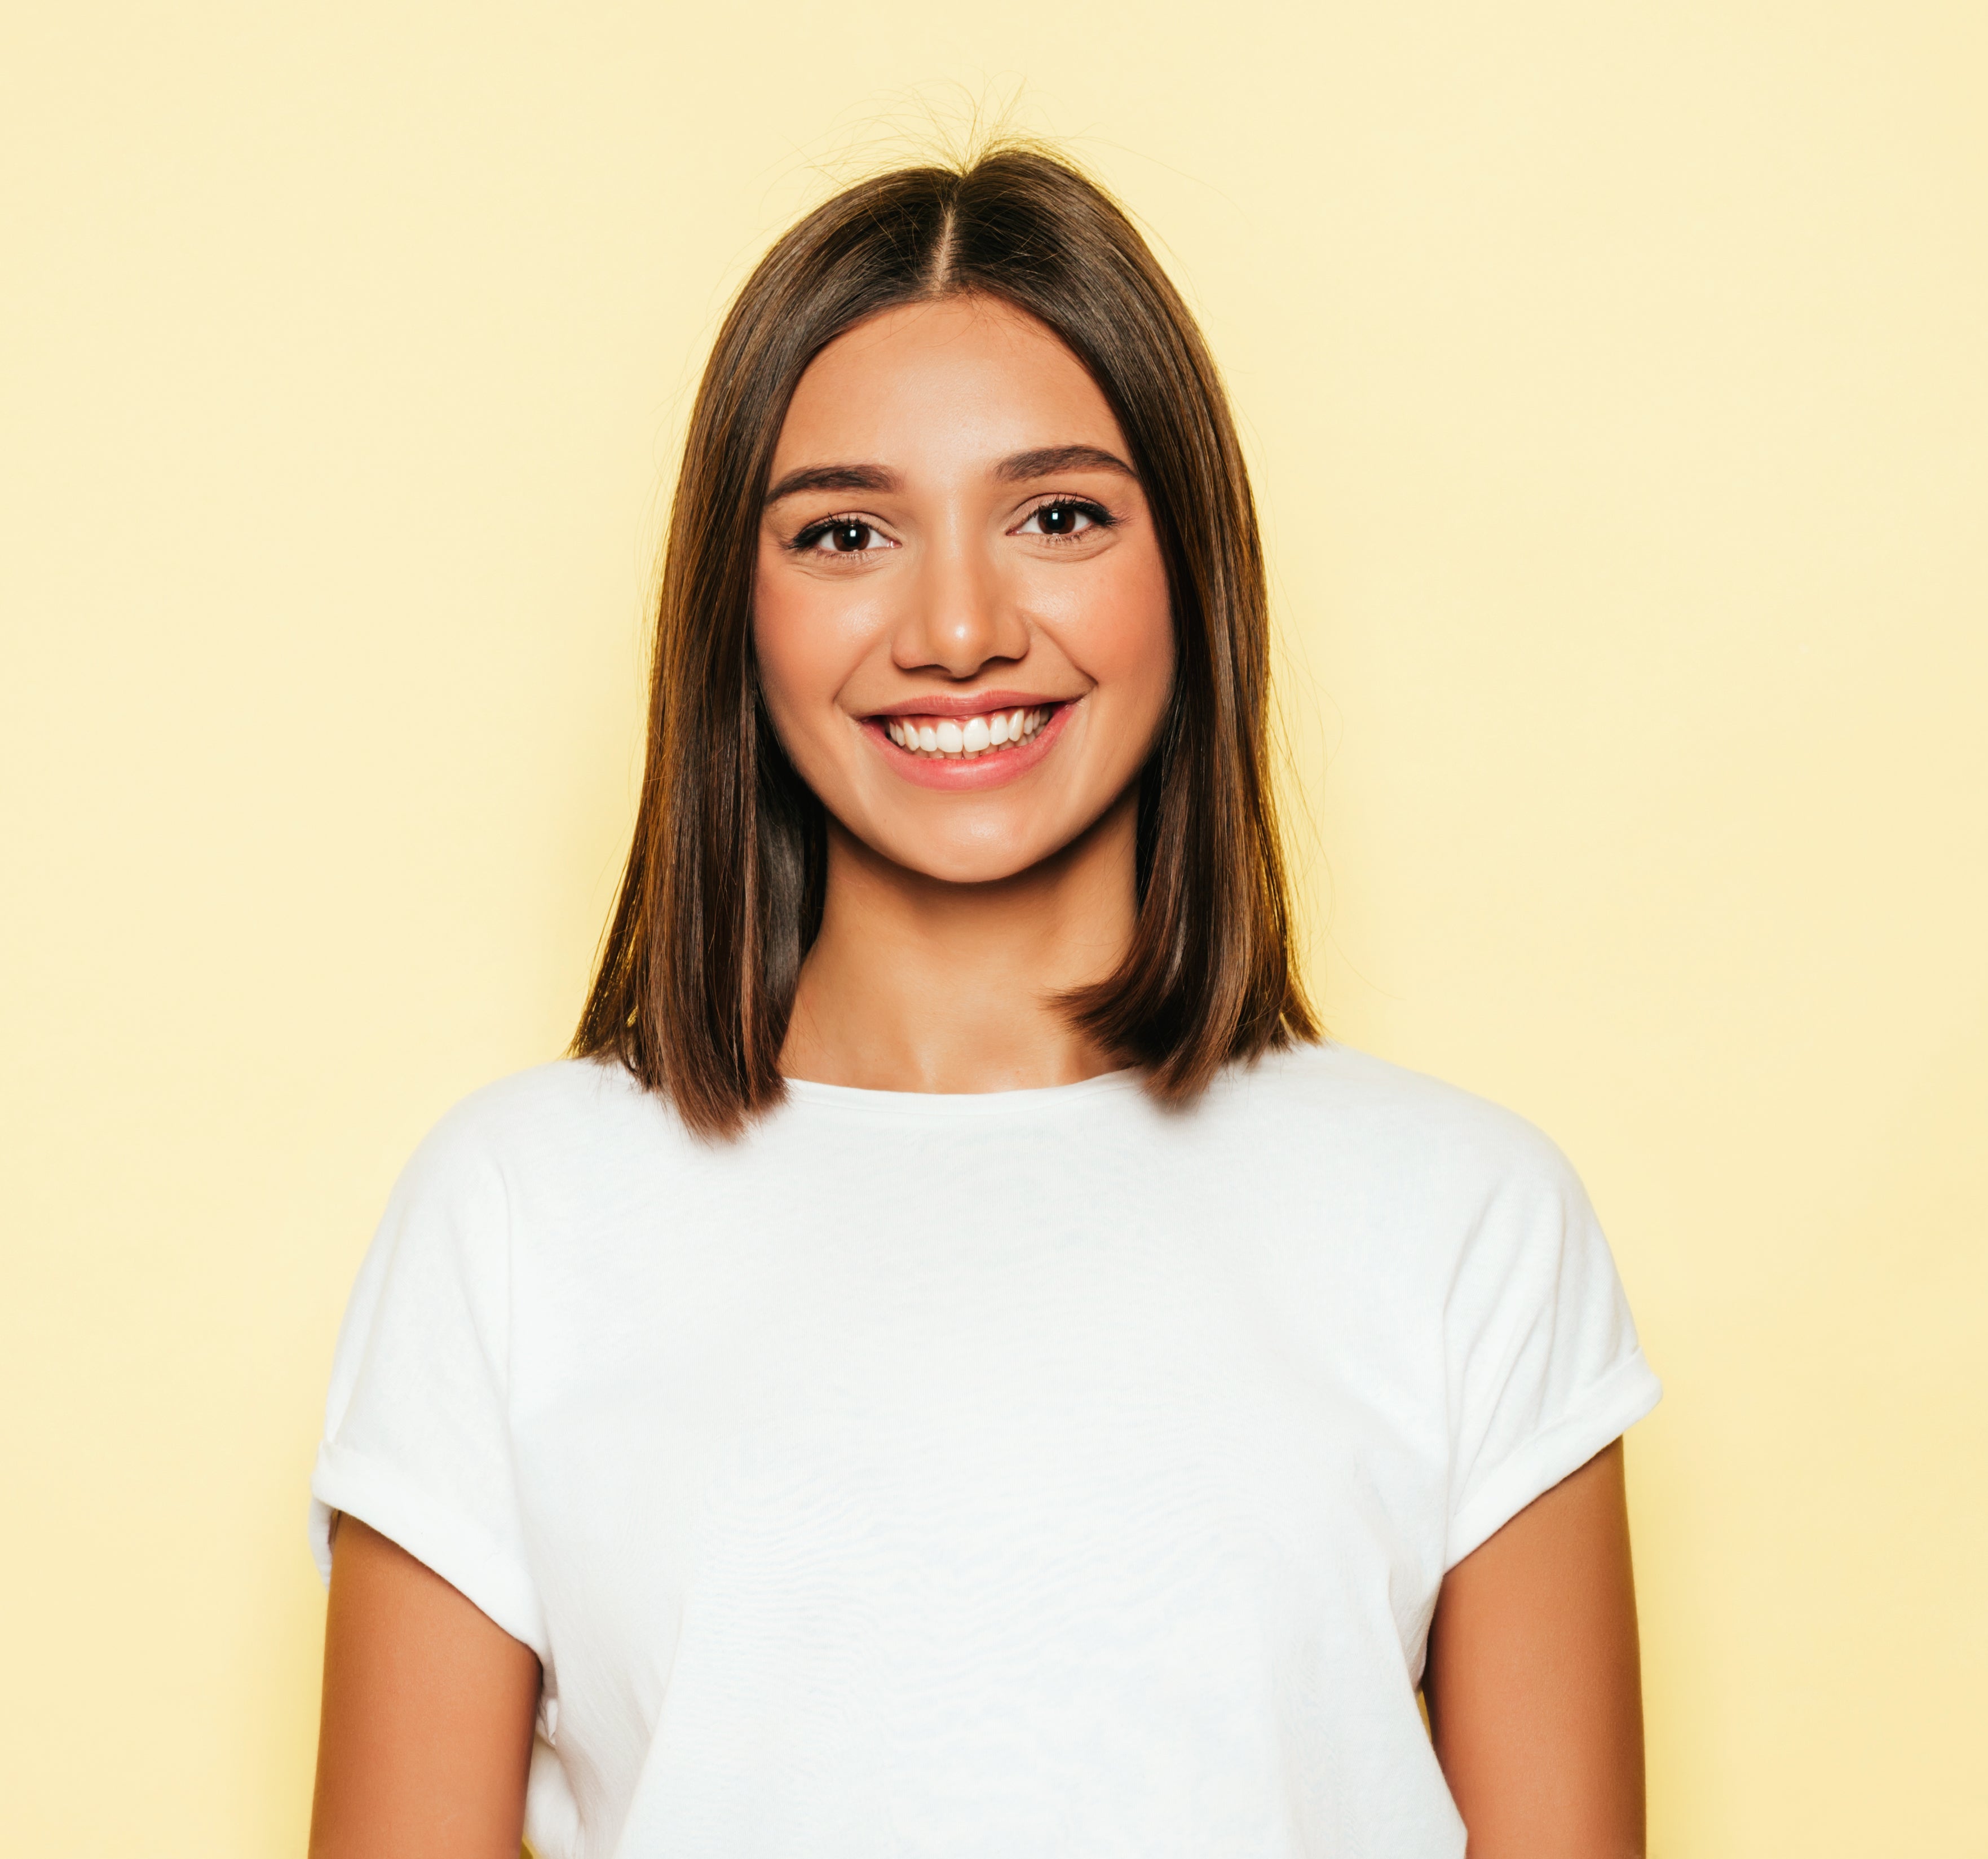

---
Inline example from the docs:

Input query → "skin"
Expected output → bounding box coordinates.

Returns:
[756,295,1176,1092]
[1427,1441,1647,1857]
[310,1517,538,1859]
[309,293,1646,1857]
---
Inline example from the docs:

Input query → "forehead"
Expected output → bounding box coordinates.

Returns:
[772,296,1126,473]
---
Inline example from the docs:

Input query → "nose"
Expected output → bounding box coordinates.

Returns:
[891,524,1030,680]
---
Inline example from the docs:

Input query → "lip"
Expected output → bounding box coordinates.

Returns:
[866,689,1076,720]
[864,697,1079,791]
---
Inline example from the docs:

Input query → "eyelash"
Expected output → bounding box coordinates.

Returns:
[1018,497,1118,542]
[785,497,1120,556]
[788,516,885,555]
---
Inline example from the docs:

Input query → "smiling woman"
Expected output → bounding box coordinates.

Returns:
[570,149,1313,1131]
[307,145,1659,1859]
[751,292,1190,1088]
[754,300,1171,853]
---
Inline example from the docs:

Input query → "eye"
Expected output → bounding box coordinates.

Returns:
[794,516,894,556]
[1014,498,1114,540]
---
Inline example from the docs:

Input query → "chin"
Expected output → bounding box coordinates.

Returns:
[891,840,1055,887]
[852,810,1076,888]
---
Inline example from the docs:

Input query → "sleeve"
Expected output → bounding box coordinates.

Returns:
[1441,1127,1662,1569]
[308,1103,549,1660]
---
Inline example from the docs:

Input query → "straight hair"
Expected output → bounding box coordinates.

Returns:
[574,144,1317,1136]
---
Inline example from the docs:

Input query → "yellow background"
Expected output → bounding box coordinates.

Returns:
[5,3,1983,1852]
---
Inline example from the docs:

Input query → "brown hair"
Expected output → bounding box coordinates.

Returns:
[573,144,1316,1136]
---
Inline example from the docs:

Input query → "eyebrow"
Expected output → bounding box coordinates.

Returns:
[763,462,900,505]
[995,444,1137,483]
[762,444,1138,508]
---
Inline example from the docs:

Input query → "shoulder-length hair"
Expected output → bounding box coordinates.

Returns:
[574,144,1316,1136]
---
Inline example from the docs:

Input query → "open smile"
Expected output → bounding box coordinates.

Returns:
[864,695,1077,790]
[882,705,1052,759]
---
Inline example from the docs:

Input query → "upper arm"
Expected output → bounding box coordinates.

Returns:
[309,1516,541,1859]
[1424,1439,1646,1859]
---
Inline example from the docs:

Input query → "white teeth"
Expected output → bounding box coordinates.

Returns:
[887,705,1055,758]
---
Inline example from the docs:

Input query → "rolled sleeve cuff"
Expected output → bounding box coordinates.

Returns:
[310,1440,549,1662]
[1446,1349,1663,1570]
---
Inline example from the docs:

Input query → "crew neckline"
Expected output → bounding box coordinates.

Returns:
[779,1068,1142,1116]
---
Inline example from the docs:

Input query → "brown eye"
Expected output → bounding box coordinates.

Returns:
[796,517,890,555]
[1016,499,1112,540]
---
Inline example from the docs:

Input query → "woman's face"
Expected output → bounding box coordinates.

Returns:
[753,295,1174,886]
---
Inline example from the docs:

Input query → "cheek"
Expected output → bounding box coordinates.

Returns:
[1057,544,1175,717]
[752,555,863,738]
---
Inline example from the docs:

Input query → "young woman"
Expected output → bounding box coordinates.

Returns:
[308,147,1659,1859]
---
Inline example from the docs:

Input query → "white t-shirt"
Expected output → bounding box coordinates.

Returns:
[310,1041,1659,1859]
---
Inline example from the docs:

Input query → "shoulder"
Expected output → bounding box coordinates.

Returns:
[1208,1040,1588,1215]
[1205,1045,1626,1334]
[1220,1039,1571,1163]
[391,1055,670,1206]
[422,1053,652,1142]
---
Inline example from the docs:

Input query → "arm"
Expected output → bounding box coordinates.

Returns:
[1423,1439,1646,1859]
[309,1516,541,1859]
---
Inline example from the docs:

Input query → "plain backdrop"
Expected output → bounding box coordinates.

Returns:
[3,4,1983,1853]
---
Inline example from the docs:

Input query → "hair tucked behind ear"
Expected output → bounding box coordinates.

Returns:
[572,143,1317,1137]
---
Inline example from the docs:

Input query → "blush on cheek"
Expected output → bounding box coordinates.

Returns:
[750,570,852,765]
[1068,569,1174,733]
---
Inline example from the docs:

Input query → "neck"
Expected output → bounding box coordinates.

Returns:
[779,791,1138,1094]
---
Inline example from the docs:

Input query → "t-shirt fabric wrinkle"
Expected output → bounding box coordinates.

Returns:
[310,1041,1660,1859]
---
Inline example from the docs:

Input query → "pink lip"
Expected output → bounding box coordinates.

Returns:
[867,689,1075,720]
[865,698,1078,790]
